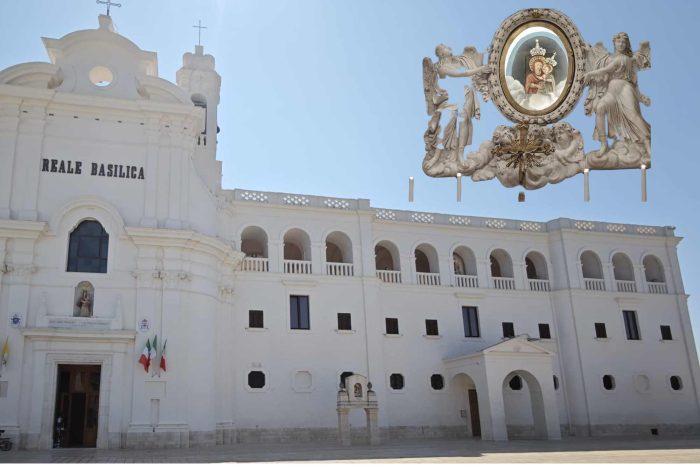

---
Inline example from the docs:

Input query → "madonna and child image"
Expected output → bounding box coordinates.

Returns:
[502,24,571,113]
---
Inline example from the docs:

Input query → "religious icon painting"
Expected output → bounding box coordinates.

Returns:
[487,10,586,124]
[500,22,574,115]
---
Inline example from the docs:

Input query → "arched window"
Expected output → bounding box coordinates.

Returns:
[453,253,466,275]
[525,257,537,279]
[67,220,109,273]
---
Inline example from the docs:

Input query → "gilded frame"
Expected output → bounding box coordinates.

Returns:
[487,9,586,125]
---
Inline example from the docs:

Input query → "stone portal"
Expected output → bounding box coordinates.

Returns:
[336,374,379,446]
[53,364,101,448]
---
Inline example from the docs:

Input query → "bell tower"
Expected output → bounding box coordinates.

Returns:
[176,43,222,192]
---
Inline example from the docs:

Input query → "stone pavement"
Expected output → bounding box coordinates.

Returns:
[2,436,700,463]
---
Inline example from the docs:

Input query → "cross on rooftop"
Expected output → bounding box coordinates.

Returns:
[96,0,121,16]
[192,20,208,46]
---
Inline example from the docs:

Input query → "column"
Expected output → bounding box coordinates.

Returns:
[311,241,324,275]
[603,262,616,292]
[0,104,19,219]
[438,254,452,287]
[476,259,490,289]
[13,104,47,220]
[336,408,351,446]
[513,261,527,290]
[269,240,282,273]
[401,253,415,284]
[365,407,380,445]
[140,124,160,227]
[633,265,645,293]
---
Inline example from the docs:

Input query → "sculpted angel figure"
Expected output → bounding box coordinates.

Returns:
[584,32,651,156]
[422,44,490,176]
[423,44,490,116]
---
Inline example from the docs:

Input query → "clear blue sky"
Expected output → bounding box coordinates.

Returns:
[2,0,700,350]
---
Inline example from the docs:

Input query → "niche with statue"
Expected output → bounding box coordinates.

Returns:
[73,281,94,318]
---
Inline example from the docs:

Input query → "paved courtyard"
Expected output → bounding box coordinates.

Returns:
[2,437,700,463]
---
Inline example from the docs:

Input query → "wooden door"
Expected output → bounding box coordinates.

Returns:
[468,389,481,437]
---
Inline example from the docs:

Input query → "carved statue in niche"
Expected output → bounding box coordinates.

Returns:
[584,33,651,167]
[73,281,94,317]
[354,383,363,398]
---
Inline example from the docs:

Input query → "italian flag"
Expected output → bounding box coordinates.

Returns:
[138,338,151,372]
[159,339,167,372]
[149,335,158,373]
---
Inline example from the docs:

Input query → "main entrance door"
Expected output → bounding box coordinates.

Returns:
[468,389,481,437]
[53,364,101,448]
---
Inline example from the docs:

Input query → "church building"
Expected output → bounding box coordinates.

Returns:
[0,15,698,449]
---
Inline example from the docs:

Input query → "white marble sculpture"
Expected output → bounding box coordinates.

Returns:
[583,33,651,168]
[421,8,651,191]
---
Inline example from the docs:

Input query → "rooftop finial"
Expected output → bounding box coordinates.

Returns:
[192,19,208,46]
[96,0,121,16]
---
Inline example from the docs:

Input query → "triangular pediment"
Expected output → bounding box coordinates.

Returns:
[481,336,553,355]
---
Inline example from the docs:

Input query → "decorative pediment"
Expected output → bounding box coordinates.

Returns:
[480,335,553,355]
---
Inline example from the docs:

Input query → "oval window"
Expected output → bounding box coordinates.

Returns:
[89,66,113,87]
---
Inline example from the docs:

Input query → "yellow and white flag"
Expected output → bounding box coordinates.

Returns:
[1,337,9,368]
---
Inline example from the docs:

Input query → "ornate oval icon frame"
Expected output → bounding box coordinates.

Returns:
[487,9,586,125]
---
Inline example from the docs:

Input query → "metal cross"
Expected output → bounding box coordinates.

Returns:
[192,20,208,46]
[96,0,121,16]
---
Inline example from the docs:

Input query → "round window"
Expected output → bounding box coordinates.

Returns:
[89,66,114,87]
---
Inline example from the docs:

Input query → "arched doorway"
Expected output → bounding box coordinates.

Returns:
[502,370,548,439]
[451,373,481,437]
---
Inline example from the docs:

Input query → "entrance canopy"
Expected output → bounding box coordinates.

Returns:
[444,336,561,441]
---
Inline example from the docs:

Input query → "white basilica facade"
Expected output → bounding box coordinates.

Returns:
[0,15,699,450]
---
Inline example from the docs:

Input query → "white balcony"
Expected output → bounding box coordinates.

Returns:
[616,280,637,293]
[240,257,269,272]
[584,278,606,291]
[647,282,668,294]
[326,262,354,277]
[528,279,550,292]
[493,277,515,290]
[416,272,441,286]
[454,274,478,288]
[284,259,312,275]
[377,270,401,284]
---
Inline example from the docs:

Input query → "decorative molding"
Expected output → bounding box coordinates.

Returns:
[375,210,396,221]
[574,221,595,231]
[411,213,434,224]
[485,219,507,229]
[448,216,471,226]
[607,224,627,233]
[519,222,543,232]
[636,226,656,235]
[324,198,350,210]
[240,191,268,203]
[282,195,309,206]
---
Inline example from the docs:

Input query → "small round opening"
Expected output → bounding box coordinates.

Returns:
[89,66,113,87]
[509,375,523,391]
[603,374,615,391]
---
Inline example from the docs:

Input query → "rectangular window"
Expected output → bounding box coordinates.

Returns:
[594,322,607,339]
[502,322,515,338]
[290,295,310,330]
[462,306,480,338]
[425,319,439,336]
[623,310,640,340]
[248,310,264,328]
[385,318,399,335]
[538,323,551,339]
[337,313,352,331]
[660,325,673,341]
